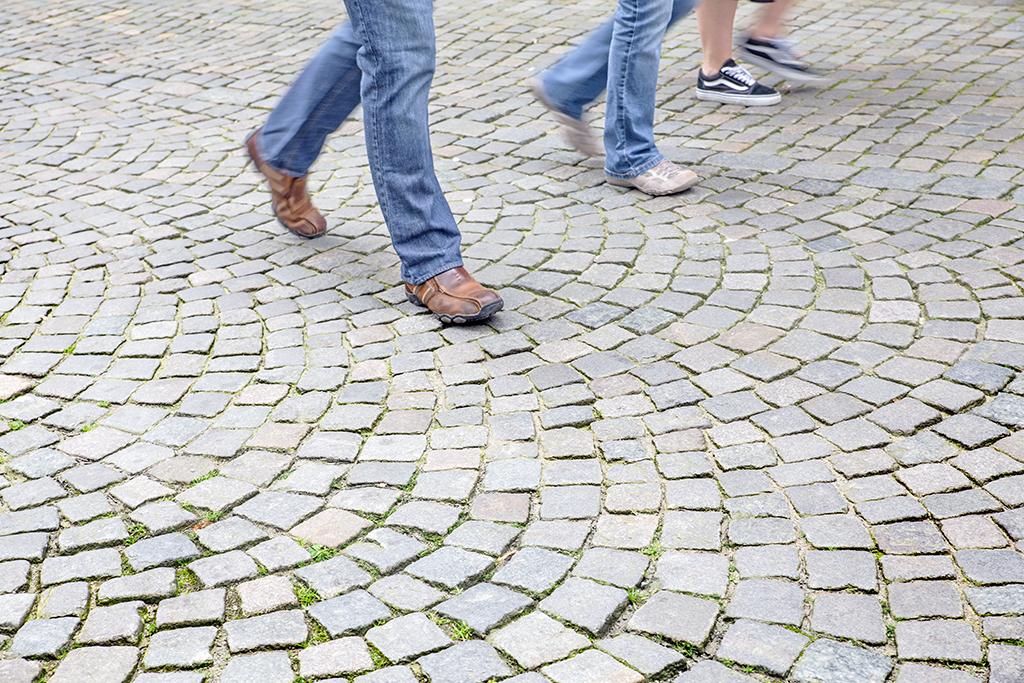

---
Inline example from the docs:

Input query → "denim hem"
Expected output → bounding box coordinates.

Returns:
[540,72,587,121]
[609,3,638,179]
[264,158,307,178]
[257,132,307,178]
[405,258,465,286]
[605,152,664,180]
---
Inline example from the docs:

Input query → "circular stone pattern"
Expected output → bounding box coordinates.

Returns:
[0,0,1022,681]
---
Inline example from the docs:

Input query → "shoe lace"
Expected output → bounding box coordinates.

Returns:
[651,161,683,180]
[721,63,756,87]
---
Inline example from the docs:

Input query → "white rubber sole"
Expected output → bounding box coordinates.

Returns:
[739,50,831,86]
[607,172,700,196]
[695,88,782,106]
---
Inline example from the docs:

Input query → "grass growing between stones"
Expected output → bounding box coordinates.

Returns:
[175,566,198,594]
[294,583,321,607]
[429,613,475,641]
[304,619,330,647]
[368,644,390,668]
[125,523,148,545]
[305,544,338,563]
[451,620,475,641]
[188,469,220,486]
[641,540,663,558]
[143,608,158,636]
[672,641,702,658]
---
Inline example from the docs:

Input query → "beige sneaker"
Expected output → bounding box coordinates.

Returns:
[607,160,699,196]
[531,79,603,158]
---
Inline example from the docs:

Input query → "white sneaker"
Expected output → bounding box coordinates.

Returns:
[607,160,699,196]
[531,79,603,158]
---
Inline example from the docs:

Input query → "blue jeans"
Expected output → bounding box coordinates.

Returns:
[259,0,462,285]
[540,0,697,179]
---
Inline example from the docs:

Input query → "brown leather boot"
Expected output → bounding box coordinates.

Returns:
[406,267,503,325]
[245,129,327,239]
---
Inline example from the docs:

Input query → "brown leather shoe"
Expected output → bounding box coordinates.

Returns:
[245,129,327,239]
[405,267,503,325]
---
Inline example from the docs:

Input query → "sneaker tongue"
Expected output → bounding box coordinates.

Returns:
[722,58,738,68]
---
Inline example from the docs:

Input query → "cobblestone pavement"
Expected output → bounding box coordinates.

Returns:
[1,0,1024,680]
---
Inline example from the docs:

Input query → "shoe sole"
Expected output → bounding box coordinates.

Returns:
[245,132,326,240]
[695,89,782,106]
[269,203,324,240]
[406,291,504,325]
[530,80,602,158]
[738,49,831,85]
[607,172,700,196]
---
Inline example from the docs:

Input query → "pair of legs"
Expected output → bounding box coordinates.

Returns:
[697,0,825,103]
[699,0,793,76]
[251,0,501,323]
[259,2,460,286]
[539,0,698,187]
[535,0,803,191]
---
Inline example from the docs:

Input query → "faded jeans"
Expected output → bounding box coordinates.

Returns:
[540,0,698,179]
[259,0,462,285]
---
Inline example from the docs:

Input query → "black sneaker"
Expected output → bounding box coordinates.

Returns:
[738,34,828,85]
[696,59,781,106]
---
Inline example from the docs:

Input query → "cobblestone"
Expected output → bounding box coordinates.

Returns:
[50,646,139,683]
[716,619,808,676]
[299,636,374,678]
[8,616,79,658]
[143,626,217,669]
[366,612,451,663]
[224,609,308,652]
[791,639,893,683]
[221,651,294,683]
[0,0,1021,678]
[76,601,144,645]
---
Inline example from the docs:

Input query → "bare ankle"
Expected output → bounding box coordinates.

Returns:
[701,59,727,77]
[750,27,784,41]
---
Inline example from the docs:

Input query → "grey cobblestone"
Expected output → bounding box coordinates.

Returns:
[143,626,217,669]
[299,637,374,678]
[716,619,808,676]
[0,0,1021,679]
[221,651,294,683]
[50,646,139,683]
[225,609,308,652]
[366,612,451,662]
[98,568,177,604]
[9,616,79,658]
[76,601,144,645]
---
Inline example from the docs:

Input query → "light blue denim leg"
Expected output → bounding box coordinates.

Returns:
[541,0,695,120]
[260,22,362,176]
[539,0,696,178]
[604,0,675,178]
[344,0,462,283]
[258,1,462,284]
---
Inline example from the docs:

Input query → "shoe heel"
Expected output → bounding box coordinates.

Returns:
[406,291,426,307]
